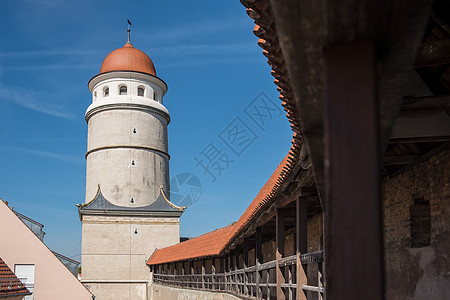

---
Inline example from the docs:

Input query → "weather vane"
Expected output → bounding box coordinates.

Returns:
[127,19,132,43]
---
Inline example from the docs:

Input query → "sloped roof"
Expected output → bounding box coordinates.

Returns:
[0,257,31,298]
[78,186,185,217]
[148,224,235,264]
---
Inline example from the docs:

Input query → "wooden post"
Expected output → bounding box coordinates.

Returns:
[243,238,249,295]
[296,196,308,300]
[235,247,240,294]
[202,258,205,290]
[256,227,262,299]
[324,41,384,299]
[276,208,286,300]
[181,262,185,288]
[190,260,194,288]
[230,251,235,292]
[225,253,229,291]
[212,257,216,290]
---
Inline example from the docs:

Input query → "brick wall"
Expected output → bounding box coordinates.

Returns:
[383,146,449,299]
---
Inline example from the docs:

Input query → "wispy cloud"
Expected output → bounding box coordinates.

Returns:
[0,85,76,120]
[151,43,255,57]
[159,55,261,69]
[0,42,254,62]
[0,63,97,72]
[0,49,100,58]
[14,147,83,165]
[139,18,250,43]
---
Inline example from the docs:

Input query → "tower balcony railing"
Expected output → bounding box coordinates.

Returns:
[153,250,324,299]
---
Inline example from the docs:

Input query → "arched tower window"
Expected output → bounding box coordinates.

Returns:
[138,87,145,97]
[104,87,109,97]
[119,85,127,95]
[153,91,158,100]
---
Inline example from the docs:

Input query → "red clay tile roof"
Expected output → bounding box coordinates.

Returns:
[148,224,235,264]
[0,257,31,298]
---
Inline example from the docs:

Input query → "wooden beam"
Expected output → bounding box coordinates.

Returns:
[383,154,420,165]
[276,208,286,300]
[390,110,450,143]
[415,39,450,67]
[401,95,450,111]
[296,197,308,300]
[324,41,384,299]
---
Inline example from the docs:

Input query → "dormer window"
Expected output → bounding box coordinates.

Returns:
[120,85,127,95]
[104,87,109,97]
[138,87,145,97]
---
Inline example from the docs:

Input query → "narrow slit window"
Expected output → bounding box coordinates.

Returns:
[138,87,144,96]
[120,85,127,95]
[104,88,109,97]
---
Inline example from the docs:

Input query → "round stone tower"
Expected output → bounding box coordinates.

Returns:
[78,29,184,300]
[85,40,170,207]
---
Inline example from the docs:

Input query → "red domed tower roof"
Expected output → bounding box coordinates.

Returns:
[99,42,156,76]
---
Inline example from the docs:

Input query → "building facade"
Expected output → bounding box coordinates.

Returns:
[78,31,184,300]
[0,200,93,300]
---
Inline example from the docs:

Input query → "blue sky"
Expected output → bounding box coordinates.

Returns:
[0,0,292,261]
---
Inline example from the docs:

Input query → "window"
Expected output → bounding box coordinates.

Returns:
[154,91,158,100]
[94,91,97,98]
[410,197,431,248]
[15,265,34,300]
[120,85,127,95]
[104,87,109,97]
[138,87,145,97]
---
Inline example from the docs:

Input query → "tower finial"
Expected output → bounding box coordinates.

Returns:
[127,19,132,44]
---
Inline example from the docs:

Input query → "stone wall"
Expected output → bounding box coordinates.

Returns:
[383,147,449,299]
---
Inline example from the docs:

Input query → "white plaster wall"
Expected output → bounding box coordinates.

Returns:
[81,215,179,300]
[81,216,179,280]
[87,109,168,152]
[90,74,165,105]
[85,148,169,205]
[0,201,92,300]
